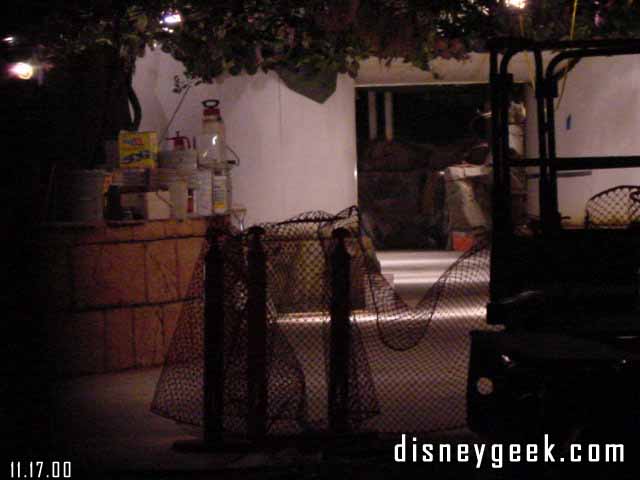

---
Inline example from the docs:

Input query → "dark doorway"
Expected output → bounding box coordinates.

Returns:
[356,84,525,251]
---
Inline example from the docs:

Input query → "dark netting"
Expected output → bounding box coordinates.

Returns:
[151,207,494,435]
[584,185,640,228]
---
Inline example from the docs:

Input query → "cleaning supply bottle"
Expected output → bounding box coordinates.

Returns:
[166,131,196,214]
[166,131,191,151]
[196,100,225,167]
[196,99,229,213]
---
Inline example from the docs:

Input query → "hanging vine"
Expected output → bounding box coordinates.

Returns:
[18,1,640,103]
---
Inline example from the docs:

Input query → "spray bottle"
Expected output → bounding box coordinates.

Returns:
[196,99,229,214]
[166,131,196,214]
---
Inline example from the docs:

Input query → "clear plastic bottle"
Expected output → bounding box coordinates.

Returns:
[196,99,229,214]
[196,100,226,168]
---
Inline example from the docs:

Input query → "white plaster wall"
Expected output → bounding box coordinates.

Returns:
[133,48,357,226]
[357,52,556,86]
[525,55,640,224]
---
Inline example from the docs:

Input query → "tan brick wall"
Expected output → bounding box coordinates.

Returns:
[145,240,180,303]
[105,308,135,371]
[37,217,227,376]
[133,306,165,367]
[177,237,205,298]
[161,301,183,356]
[73,243,147,308]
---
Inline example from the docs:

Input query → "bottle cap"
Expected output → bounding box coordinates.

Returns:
[202,99,221,117]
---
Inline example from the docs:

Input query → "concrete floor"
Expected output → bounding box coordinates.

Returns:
[49,367,298,472]
[47,366,493,477]
[377,250,462,305]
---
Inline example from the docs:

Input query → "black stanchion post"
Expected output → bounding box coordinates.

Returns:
[172,227,227,453]
[329,227,351,435]
[247,226,268,441]
[203,230,225,444]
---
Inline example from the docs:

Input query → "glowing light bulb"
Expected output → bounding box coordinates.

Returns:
[162,13,182,24]
[9,62,34,80]
[211,135,218,146]
[506,0,526,9]
[3,36,15,45]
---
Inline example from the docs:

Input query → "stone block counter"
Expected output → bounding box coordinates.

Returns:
[35,217,227,376]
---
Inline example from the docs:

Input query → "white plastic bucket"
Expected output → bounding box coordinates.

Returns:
[152,168,189,189]
[69,170,108,222]
[169,180,188,220]
[158,150,198,170]
[152,168,189,220]
[152,167,212,217]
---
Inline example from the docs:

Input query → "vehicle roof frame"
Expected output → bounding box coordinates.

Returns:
[488,37,640,236]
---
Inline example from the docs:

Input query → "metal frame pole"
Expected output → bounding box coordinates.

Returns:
[328,228,352,435]
[203,230,225,443]
[247,226,268,441]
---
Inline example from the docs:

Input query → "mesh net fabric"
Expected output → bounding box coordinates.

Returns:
[151,207,493,435]
[585,185,640,228]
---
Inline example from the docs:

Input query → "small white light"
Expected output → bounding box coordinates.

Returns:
[9,62,34,80]
[501,354,514,366]
[211,135,218,146]
[162,13,182,25]
[3,36,15,45]
[506,0,526,9]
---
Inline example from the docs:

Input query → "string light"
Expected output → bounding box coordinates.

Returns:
[506,0,526,9]
[161,11,181,32]
[9,62,34,80]
[162,13,182,25]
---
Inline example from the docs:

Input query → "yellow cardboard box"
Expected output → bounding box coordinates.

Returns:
[118,131,158,169]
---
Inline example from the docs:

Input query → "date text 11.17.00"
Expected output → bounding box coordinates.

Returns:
[10,461,71,479]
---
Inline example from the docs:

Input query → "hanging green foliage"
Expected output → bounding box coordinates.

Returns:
[23,1,640,101]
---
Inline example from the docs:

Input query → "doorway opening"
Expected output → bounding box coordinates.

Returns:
[356,84,526,251]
